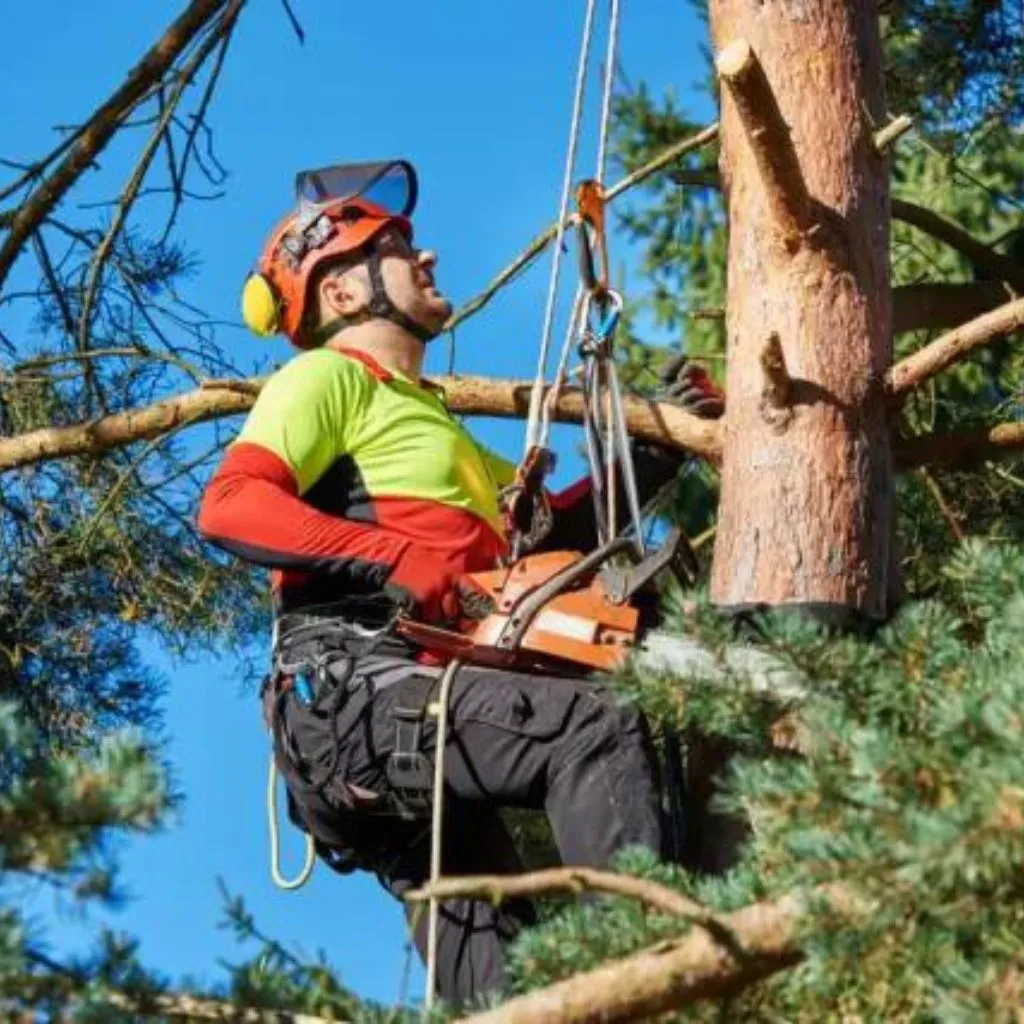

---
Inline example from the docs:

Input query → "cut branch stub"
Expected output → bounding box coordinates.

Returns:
[716,39,811,249]
[759,331,793,428]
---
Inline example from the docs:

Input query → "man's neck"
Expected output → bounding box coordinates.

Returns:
[325,323,425,381]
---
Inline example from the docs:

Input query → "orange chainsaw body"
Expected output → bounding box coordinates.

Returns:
[397,550,640,673]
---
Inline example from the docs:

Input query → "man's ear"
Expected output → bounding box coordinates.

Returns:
[320,268,368,319]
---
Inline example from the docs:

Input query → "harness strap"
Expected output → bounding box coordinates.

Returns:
[387,673,440,813]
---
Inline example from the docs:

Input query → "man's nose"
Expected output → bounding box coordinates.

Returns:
[418,249,438,270]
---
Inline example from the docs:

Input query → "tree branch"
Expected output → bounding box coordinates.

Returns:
[104,990,336,1023]
[716,39,811,246]
[887,295,1024,400]
[674,283,1012,335]
[445,124,719,331]
[77,0,243,355]
[457,883,865,1024]
[895,421,1024,470]
[873,114,914,152]
[893,281,1010,333]
[0,0,234,292]
[405,867,706,920]
[891,198,1024,292]
[0,375,723,473]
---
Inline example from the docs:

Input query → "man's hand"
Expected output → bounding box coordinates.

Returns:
[385,546,495,625]
[656,353,724,420]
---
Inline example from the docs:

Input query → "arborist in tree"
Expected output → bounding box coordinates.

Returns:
[197,161,724,1005]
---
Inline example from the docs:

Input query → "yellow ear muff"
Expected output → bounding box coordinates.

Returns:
[241,273,281,337]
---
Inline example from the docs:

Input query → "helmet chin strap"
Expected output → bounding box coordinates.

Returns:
[311,250,437,348]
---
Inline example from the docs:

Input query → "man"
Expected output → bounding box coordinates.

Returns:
[198,161,723,1005]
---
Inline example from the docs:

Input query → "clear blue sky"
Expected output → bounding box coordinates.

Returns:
[4,0,710,1007]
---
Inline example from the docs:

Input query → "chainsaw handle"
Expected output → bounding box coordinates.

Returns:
[496,535,637,652]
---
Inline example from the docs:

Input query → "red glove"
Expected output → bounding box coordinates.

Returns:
[385,546,494,624]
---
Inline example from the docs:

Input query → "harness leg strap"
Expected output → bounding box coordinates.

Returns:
[387,674,440,811]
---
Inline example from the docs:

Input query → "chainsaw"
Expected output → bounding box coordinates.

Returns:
[396,527,701,674]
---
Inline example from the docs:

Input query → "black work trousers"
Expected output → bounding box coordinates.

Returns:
[272,646,662,1008]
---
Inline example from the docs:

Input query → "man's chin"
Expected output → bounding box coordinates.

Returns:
[427,297,453,326]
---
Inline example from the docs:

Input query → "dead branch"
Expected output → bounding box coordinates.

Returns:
[104,990,337,1023]
[458,883,866,1024]
[405,867,706,919]
[3,364,1021,476]
[894,281,1010,333]
[916,467,966,541]
[0,0,234,292]
[77,1,243,354]
[0,375,723,473]
[715,39,810,246]
[895,421,1024,470]
[887,295,1024,400]
[161,9,240,242]
[445,124,719,331]
[873,114,914,152]
[892,198,1024,292]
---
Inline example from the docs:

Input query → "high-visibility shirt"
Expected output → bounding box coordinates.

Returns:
[198,346,517,613]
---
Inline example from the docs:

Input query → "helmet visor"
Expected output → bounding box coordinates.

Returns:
[295,160,418,218]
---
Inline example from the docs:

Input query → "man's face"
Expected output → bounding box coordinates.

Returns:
[374,226,452,331]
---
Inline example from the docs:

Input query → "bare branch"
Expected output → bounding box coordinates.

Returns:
[3,360,1021,477]
[104,990,337,1023]
[716,39,810,246]
[77,2,243,356]
[405,867,707,920]
[893,281,1010,333]
[30,232,76,341]
[445,124,719,331]
[887,296,1024,400]
[0,374,723,474]
[162,9,241,241]
[278,0,306,43]
[873,114,914,152]
[891,198,1024,292]
[896,421,1024,470]
[0,0,235,292]
[916,467,966,541]
[457,883,866,1024]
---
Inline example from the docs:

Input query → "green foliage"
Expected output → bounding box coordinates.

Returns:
[506,542,1024,1020]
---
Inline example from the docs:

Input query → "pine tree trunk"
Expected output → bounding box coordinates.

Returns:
[708,0,894,620]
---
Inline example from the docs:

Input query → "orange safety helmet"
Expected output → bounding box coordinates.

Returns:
[241,160,423,349]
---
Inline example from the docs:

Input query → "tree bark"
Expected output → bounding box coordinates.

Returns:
[709,0,894,620]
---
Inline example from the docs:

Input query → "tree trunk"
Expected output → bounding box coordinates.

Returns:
[708,0,894,620]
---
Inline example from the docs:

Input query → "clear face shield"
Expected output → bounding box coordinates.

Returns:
[294,159,418,225]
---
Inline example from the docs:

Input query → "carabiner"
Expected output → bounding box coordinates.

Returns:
[589,288,623,341]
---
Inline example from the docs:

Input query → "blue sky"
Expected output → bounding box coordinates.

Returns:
[4,0,710,1007]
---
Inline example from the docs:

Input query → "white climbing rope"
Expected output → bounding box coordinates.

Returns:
[531,0,624,456]
[424,657,463,1013]
[595,0,621,182]
[524,0,599,455]
[267,753,317,890]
